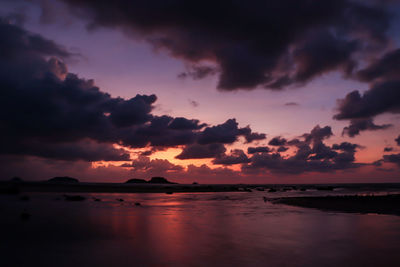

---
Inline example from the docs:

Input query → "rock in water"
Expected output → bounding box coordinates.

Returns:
[20,211,31,221]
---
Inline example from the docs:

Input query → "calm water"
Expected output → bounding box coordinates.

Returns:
[2,187,400,267]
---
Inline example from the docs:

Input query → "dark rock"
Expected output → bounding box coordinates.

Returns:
[92,197,101,202]
[268,188,277,193]
[135,202,141,206]
[20,195,30,201]
[48,176,79,183]
[117,198,124,202]
[20,211,31,221]
[271,194,400,216]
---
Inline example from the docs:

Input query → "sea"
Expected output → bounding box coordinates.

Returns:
[1,184,400,267]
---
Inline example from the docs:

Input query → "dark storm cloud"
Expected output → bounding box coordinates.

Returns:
[242,126,362,174]
[292,31,358,83]
[333,47,400,136]
[0,18,70,60]
[0,19,137,161]
[247,146,271,154]
[121,156,184,172]
[303,125,333,143]
[268,137,287,146]
[334,81,400,120]
[384,147,394,152]
[356,49,400,83]
[383,153,400,167]
[175,143,226,159]
[197,119,265,145]
[309,142,337,160]
[396,135,400,146]
[341,118,392,137]
[108,95,156,127]
[5,140,131,162]
[59,0,393,90]
[332,142,361,153]
[277,146,289,152]
[127,117,265,148]
[168,117,206,130]
[243,146,360,174]
[178,65,218,80]
[212,149,250,165]
[185,164,241,180]
[1,19,267,162]
[243,131,267,144]
[0,18,158,144]
[197,119,240,144]
[243,151,359,174]
[124,115,199,148]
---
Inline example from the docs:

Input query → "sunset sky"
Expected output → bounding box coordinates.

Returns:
[1,0,400,183]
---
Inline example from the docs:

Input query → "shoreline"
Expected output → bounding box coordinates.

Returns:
[1,181,400,194]
[0,181,240,194]
[271,194,400,216]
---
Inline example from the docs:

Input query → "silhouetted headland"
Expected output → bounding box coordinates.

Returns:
[125,177,176,184]
[271,194,400,216]
[148,177,176,184]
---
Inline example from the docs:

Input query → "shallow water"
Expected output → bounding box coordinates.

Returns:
[1,188,400,267]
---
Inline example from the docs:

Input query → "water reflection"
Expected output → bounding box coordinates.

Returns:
[1,191,400,266]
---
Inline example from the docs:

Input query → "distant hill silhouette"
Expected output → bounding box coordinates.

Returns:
[48,176,79,183]
[124,177,176,184]
[148,177,176,184]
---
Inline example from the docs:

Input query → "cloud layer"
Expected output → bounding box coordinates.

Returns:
[333,48,400,136]
[59,0,393,90]
[0,18,266,165]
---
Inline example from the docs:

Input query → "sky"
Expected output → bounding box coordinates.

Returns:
[0,0,400,183]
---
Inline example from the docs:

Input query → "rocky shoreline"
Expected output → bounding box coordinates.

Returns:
[270,194,400,216]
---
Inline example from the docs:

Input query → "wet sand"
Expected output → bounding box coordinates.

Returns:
[271,194,400,216]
